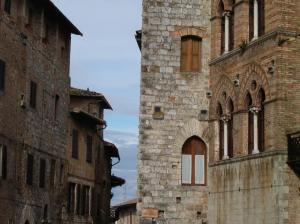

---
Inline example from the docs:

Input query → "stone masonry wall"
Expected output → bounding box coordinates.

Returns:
[138,0,211,223]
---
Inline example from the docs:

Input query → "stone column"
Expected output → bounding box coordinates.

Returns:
[250,107,260,154]
[89,186,92,216]
[74,184,78,215]
[221,116,230,159]
[253,0,259,39]
[223,11,231,53]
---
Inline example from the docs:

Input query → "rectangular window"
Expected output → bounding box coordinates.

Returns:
[4,0,11,14]
[49,159,56,187]
[76,184,81,215]
[0,145,7,179]
[54,95,59,120]
[86,135,93,163]
[39,158,46,188]
[67,182,76,213]
[180,36,202,72]
[30,81,37,109]
[181,155,192,184]
[26,154,34,185]
[72,129,79,159]
[195,155,205,185]
[0,60,5,91]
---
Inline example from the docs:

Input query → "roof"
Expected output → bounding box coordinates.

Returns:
[70,108,105,126]
[37,0,82,35]
[111,175,125,188]
[104,141,120,159]
[113,199,137,209]
[70,87,112,110]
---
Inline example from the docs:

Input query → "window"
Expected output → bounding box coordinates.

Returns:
[0,60,5,91]
[249,0,265,40]
[67,182,76,213]
[59,164,64,184]
[49,159,56,187]
[181,136,206,185]
[246,93,254,154]
[54,95,59,120]
[217,103,224,160]
[4,0,11,14]
[258,88,265,152]
[39,158,46,188]
[25,8,33,28]
[227,99,234,158]
[26,154,34,185]
[180,36,202,72]
[86,135,93,163]
[76,184,81,215]
[43,205,48,220]
[81,186,90,215]
[30,81,37,109]
[0,145,7,179]
[72,129,79,159]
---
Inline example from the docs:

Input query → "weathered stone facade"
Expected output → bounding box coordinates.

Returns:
[138,0,211,223]
[0,0,80,223]
[138,0,300,224]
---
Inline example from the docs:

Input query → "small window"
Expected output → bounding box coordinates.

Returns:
[0,145,7,179]
[26,154,34,185]
[49,159,56,187]
[181,136,206,185]
[30,81,37,109]
[54,95,59,120]
[4,0,11,14]
[0,60,5,91]
[86,135,93,163]
[180,36,202,72]
[72,129,79,159]
[39,158,46,188]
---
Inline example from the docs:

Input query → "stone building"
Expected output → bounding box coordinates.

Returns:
[137,0,211,223]
[138,0,300,224]
[112,199,137,224]
[0,0,81,223]
[63,87,125,224]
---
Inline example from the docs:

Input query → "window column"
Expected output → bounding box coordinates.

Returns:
[253,0,259,39]
[250,107,260,154]
[221,116,230,159]
[223,11,231,53]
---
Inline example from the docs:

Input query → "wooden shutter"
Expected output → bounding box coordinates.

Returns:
[86,135,93,163]
[0,60,5,91]
[258,0,265,36]
[30,81,37,108]
[26,154,34,185]
[39,159,46,188]
[249,0,254,40]
[72,129,79,159]
[248,112,254,154]
[195,155,205,184]
[4,0,11,14]
[180,38,188,71]
[192,39,201,72]
[182,155,192,184]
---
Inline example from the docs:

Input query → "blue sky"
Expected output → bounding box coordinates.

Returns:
[51,0,142,205]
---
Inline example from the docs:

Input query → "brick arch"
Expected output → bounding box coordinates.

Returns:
[174,119,209,155]
[210,75,237,118]
[212,0,234,16]
[239,63,271,108]
[171,27,208,39]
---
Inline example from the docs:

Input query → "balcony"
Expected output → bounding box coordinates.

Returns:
[287,132,300,173]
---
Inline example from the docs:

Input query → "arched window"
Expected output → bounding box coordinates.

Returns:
[219,1,225,54]
[181,136,206,185]
[220,1,234,54]
[258,88,265,152]
[180,36,202,72]
[249,0,265,40]
[217,103,224,160]
[229,0,235,51]
[246,93,253,154]
[227,99,234,158]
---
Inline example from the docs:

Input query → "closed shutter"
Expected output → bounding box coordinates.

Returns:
[72,129,79,159]
[192,39,200,72]
[30,81,37,108]
[86,135,93,163]
[182,155,192,184]
[180,38,188,71]
[0,60,5,91]
[195,155,205,185]
[26,154,34,185]
[39,159,46,188]
[249,0,254,39]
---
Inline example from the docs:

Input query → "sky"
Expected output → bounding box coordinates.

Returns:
[51,0,142,205]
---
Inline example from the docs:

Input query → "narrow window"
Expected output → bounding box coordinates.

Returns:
[72,129,79,159]
[249,0,254,40]
[227,99,234,158]
[258,89,266,152]
[49,159,56,187]
[246,93,254,154]
[25,8,33,28]
[180,36,202,72]
[4,0,11,14]
[54,95,59,120]
[258,0,265,36]
[217,103,224,160]
[0,145,7,179]
[76,185,81,215]
[181,136,206,185]
[30,81,37,109]
[26,154,34,185]
[86,135,93,163]
[67,182,76,213]
[39,158,46,188]
[249,0,265,40]
[229,9,235,51]
[0,60,5,91]
[81,186,87,215]
[43,205,48,220]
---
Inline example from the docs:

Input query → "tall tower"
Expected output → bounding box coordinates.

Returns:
[138,0,211,223]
